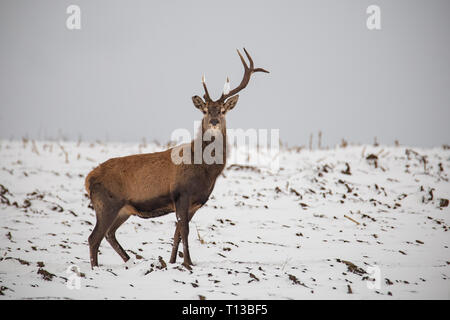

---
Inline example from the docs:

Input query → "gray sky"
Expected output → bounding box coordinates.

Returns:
[1,0,449,147]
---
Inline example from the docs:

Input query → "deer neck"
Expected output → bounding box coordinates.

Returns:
[191,120,228,172]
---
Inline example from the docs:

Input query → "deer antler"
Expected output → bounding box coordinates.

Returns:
[201,75,213,102]
[218,48,269,102]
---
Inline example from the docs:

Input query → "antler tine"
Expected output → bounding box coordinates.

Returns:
[236,49,249,70]
[243,48,254,69]
[218,48,269,102]
[254,67,270,73]
[243,48,269,73]
[223,76,231,95]
[202,74,212,102]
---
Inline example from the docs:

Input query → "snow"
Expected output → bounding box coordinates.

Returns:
[0,139,449,299]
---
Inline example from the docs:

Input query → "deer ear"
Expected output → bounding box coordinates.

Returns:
[224,95,239,112]
[192,96,207,113]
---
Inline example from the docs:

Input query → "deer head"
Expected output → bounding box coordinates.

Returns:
[192,48,269,134]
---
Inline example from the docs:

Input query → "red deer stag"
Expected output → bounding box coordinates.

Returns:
[85,48,269,269]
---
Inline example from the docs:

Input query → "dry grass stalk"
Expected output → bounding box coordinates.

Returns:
[344,214,360,225]
[58,143,69,164]
[195,224,205,245]
[31,140,40,155]
[318,131,322,149]
[22,136,29,148]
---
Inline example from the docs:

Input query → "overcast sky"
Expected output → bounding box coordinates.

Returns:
[0,0,449,147]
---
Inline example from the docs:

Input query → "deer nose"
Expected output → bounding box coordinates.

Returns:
[210,119,219,126]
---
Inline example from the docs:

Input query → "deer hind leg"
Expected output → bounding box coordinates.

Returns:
[105,205,133,263]
[88,185,122,269]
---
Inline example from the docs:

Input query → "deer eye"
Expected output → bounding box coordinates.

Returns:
[220,108,225,114]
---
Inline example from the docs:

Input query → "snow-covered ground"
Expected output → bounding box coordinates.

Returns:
[0,139,449,299]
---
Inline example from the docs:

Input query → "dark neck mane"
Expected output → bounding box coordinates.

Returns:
[190,121,227,177]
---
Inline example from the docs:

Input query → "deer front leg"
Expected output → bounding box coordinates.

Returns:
[170,209,197,264]
[175,196,193,268]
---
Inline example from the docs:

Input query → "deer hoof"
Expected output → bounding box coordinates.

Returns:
[182,262,193,270]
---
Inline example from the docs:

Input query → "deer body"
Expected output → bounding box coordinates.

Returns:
[85,49,268,269]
